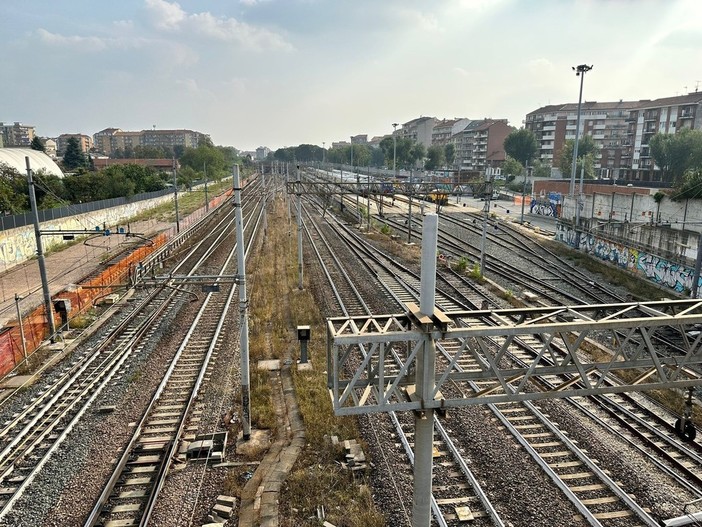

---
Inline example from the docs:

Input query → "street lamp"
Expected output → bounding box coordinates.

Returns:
[569,64,593,197]
[392,123,399,178]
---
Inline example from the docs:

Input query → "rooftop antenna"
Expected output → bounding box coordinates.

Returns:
[696,81,700,92]
[684,86,688,94]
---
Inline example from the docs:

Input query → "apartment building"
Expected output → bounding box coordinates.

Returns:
[255,146,270,160]
[399,117,436,148]
[56,133,93,155]
[0,122,35,147]
[623,93,702,181]
[525,92,702,181]
[451,119,511,175]
[431,118,471,145]
[525,101,636,178]
[92,128,209,156]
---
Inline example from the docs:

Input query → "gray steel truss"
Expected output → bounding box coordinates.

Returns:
[327,300,702,415]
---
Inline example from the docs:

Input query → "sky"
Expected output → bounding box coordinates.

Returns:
[2,0,702,152]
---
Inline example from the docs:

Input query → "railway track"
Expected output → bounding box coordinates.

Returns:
[301,193,700,526]
[0,179,265,525]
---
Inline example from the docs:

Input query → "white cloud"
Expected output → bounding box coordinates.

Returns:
[35,28,146,51]
[144,0,293,51]
[188,12,294,51]
[144,0,186,30]
[453,67,470,78]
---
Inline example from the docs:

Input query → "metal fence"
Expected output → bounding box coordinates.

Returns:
[0,188,174,231]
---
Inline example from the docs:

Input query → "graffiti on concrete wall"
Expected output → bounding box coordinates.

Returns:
[635,253,696,293]
[556,224,701,294]
[530,199,559,217]
[0,194,172,271]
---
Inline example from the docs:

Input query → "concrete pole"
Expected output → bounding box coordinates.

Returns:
[173,159,180,233]
[233,165,251,439]
[407,171,413,244]
[520,166,527,224]
[204,161,209,212]
[14,294,28,365]
[297,165,304,290]
[356,171,361,225]
[412,214,438,527]
[692,233,702,298]
[25,157,56,341]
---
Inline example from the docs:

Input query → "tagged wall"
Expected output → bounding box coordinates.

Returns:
[555,223,701,294]
[0,194,174,271]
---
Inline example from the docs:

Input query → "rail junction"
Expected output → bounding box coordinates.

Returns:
[0,164,698,526]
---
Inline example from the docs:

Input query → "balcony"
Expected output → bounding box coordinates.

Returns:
[680,112,694,119]
[543,125,556,132]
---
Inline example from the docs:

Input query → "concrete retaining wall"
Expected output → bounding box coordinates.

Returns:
[0,193,174,272]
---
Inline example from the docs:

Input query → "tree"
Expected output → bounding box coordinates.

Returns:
[531,160,552,179]
[558,136,599,180]
[649,129,702,184]
[62,137,87,170]
[30,136,46,153]
[504,129,538,167]
[425,145,445,170]
[501,156,524,180]
[409,142,426,168]
[444,143,456,168]
[180,145,227,181]
[0,162,29,213]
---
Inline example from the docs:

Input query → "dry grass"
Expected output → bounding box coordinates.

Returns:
[243,196,385,525]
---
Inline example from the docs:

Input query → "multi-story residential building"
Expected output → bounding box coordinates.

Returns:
[525,101,636,178]
[44,138,57,158]
[623,93,702,181]
[431,118,472,145]
[93,128,121,154]
[92,128,209,156]
[56,133,93,155]
[255,146,270,160]
[0,122,35,147]
[451,119,511,175]
[526,93,702,181]
[399,117,436,148]
[350,134,368,144]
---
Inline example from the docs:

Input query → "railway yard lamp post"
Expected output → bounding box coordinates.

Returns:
[569,64,593,199]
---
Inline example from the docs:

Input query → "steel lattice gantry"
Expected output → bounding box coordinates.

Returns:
[327,300,702,415]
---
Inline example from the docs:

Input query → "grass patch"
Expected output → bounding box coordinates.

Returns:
[243,196,386,525]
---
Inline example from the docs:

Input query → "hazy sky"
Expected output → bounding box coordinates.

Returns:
[3,0,701,151]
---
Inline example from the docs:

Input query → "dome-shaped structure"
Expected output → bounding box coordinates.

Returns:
[0,148,65,178]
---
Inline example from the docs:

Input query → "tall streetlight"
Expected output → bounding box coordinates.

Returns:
[569,64,593,197]
[392,123,399,179]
